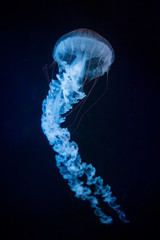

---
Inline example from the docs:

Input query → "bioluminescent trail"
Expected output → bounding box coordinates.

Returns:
[41,29,129,224]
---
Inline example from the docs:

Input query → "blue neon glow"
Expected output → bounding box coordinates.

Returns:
[41,29,129,224]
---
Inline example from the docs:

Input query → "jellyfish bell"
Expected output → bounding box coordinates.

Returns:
[53,28,115,82]
[52,29,115,127]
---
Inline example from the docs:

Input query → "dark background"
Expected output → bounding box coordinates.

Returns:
[1,0,160,239]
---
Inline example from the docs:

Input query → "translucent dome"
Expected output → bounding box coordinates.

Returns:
[53,29,114,80]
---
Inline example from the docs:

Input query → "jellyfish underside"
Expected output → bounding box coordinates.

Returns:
[41,29,129,224]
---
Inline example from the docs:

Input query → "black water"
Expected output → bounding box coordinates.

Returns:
[1,1,160,239]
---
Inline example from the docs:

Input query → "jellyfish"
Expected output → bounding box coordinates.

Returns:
[41,29,129,224]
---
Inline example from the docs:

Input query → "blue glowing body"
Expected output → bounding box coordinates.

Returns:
[41,29,129,224]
